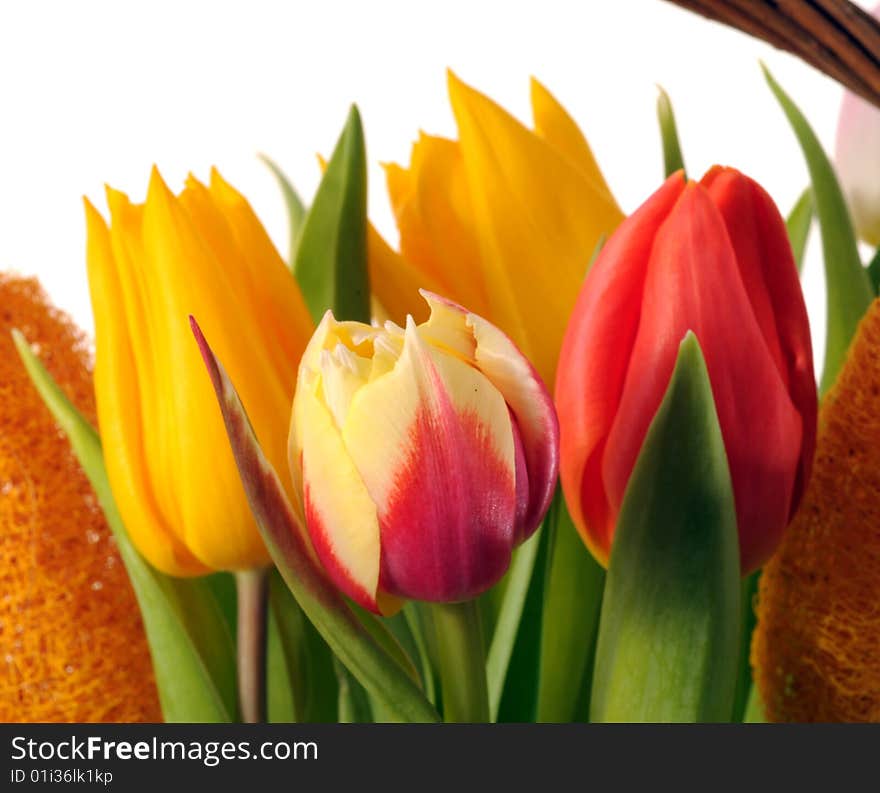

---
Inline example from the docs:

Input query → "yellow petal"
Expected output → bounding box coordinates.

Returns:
[530,77,623,217]
[368,222,437,326]
[139,169,283,571]
[296,373,384,613]
[384,134,488,315]
[86,197,208,576]
[448,70,624,386]
[206,168,314,371]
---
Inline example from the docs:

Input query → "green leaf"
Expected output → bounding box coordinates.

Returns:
[786,188,814,274]
[656,85,686,179]
[431,600,489,722]
[763,65,873,395]
[590,333,741,723]
[496,526,551,721]
[867,247,880,295]
[266,605,296,722]
[192,321,439,723]
[349,603,421,685]
[258,154,308,270]
[731,570,760,723]
[293,105,370,324]
[266,568,338,722]
[402,604,437,705]
[485,529,541,720]
[743,683,767,723]
[13,330,238,723]
[536,491,605,723]
[335,658,374,723]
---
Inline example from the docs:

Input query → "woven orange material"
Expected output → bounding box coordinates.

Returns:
[0,274,161,722]
[752,298,880,722]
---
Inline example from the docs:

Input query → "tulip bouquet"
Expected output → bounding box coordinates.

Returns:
[5,5,880,726]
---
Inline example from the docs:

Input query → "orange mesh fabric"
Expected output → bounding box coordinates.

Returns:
[752,298,880,722]
[0,273,161,722]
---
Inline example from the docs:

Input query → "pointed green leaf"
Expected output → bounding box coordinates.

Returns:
[591,333,741,723]
[786,188,814,273]
[743,683,767,723]
[656,85,686,179]
[192,320,439,723]
[266,606,296,722]
[496,526,551,722]
[731,570,760,723]
[867,247,880,295]
[402,604,437,706]
[335,658,374,723]
[486,529,542,721]
[349,603,421,685]
[13,330,238,723]
[536,490,605,723]
[763,65,873,394]
[266,568,338,722]
[258,154,308,270]
[293,105,370,324]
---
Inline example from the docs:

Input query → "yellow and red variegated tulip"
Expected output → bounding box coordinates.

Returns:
[86,167,313,576]
[288,291,559,614]
[369,72,624,388]
[556,167,817,575]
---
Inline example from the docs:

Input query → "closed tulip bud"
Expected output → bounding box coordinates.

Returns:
[86,168,313,576]
[834,2,880,247]
[556,167,817,575]
[290,291,558,613]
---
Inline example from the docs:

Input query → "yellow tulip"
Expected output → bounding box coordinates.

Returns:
[86,167,313,576]
[371,71,624,387]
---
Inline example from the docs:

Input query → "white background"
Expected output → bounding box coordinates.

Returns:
[0,0,873,368]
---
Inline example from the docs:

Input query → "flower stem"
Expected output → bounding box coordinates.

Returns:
[235,567,269,723]
[431,600,490,722]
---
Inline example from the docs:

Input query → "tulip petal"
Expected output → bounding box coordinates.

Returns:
[448,70,624,386]
[367,223,438,325]
[835,78,880,247]
[343,317,517,602]
[142,170,280,572]
[420,290,558,540]
[204,168,312,379]
[702,166,817,514]
[530,77,623,215]
[605,183,803,573]
[297,374,385,614]
[556,172,687,564]
[384,134,488,316]
[86,198,209,577]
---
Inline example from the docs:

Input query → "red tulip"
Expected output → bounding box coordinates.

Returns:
[556,167,817,575]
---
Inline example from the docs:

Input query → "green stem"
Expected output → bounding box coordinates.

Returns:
[236,568,269,723]
[431,601,490,722]
[732,570,760,721]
